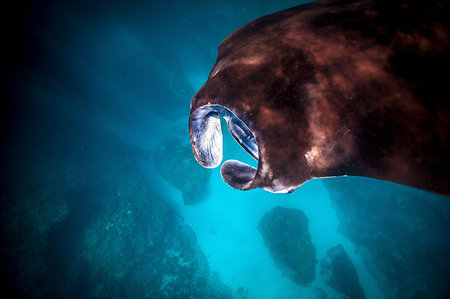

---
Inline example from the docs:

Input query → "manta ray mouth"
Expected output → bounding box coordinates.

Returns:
[190,105,259,190]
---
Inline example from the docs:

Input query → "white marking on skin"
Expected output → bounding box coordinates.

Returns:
[304,146,320,167]
[210,60,227,77]
[238,55,265,66]
[258,150,273,178]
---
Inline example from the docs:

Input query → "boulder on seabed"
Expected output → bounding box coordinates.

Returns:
[320,244,365,299]
[258,206,317,286]
[154,129,211,205]
[324,177,450,299]
[315,287,328,299]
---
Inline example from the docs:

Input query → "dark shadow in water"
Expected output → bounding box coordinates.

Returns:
[39,180,106,298]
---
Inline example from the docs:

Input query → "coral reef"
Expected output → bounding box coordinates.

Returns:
[258,206,317,286]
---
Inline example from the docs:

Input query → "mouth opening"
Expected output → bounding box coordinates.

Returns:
[214,106,259,161]
[189,105,259,190]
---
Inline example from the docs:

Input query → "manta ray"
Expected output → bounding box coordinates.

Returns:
[188,0,449,194]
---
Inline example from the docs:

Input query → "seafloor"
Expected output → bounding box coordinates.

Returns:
[2,0,449,298]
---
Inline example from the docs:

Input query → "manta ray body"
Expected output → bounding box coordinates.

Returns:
[189,0,450,195]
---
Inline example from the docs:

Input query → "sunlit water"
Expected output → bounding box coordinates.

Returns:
[2,0,449,298]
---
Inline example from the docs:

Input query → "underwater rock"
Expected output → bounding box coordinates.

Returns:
[324,177,450,299]
[83,190,232,298]
[0,114,230,298]
[0,173,70,298]
[320,244,365,299]
[315,287,328,299]
[154,130,211,205]
[0,115,83,298]
[258,206,317,286]
[237,286,249,299]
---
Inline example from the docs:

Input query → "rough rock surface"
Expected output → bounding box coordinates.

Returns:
[78,191,230,298]
[320,244,365,299]
[0,116,231,298]
[258,206,317,286]
[154,129,211,205]
[324,177,450,299]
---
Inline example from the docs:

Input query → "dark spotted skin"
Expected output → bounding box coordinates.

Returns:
[189,0,450,195]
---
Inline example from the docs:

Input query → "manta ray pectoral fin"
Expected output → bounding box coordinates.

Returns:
[221,160,257,190]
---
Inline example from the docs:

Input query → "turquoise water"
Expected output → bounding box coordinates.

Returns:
[2,0,449,298]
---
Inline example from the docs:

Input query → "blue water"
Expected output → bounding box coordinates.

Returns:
[2,0,449,298]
